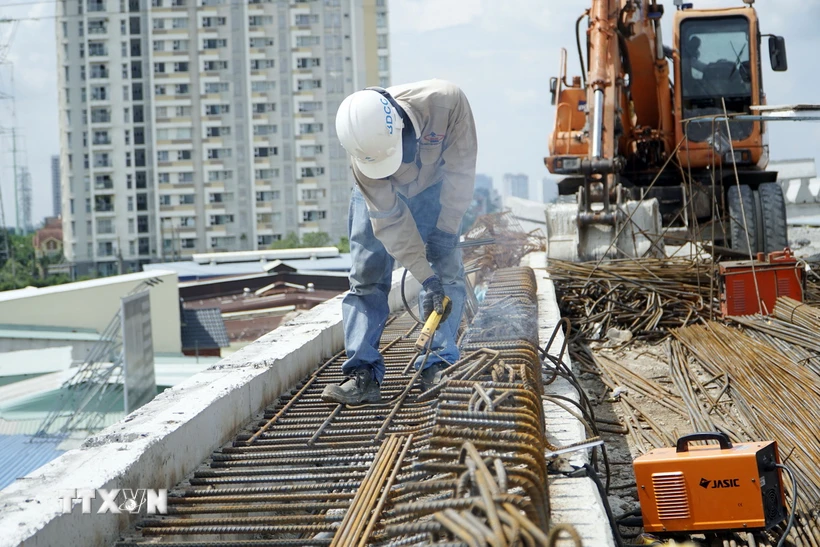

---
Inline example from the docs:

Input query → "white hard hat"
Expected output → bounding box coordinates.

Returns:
[335,89,405,180]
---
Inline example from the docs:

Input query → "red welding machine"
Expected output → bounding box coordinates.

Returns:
[719,248,803,316]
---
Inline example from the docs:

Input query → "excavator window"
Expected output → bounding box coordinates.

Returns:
[680,16,754,142]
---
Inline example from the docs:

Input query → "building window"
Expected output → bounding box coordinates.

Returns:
[206,126,230,137]
[377,33,388,49]
[173,62,189,72]
[299,122,323,134]
[255,190,279,201]
[158,173,170,183]
[208,170,233,181]
[252,102,275,114]
[254,147,277,157]
[253,124,277,136]
[154,62,165,73]
[300,166,324,178]
[204,82,230,93]
[378,55,389,72]
[298,101,322,113]
[153,18,165,30]
[250,37,274,48]
[88,0,106,13]
[294,14,318,26]
[178,172,194,183]
[201,16,227,27]
[299,145,323,156]
[172,39,189,51]
[205,104,230,115]
[175,106,192,117]
[181,238,196,249]
[209,192,224,203]
[302,210,326,222]
[250,59,275,70]
[207,148,231,159]
[255,169,279,180]
[203,38,227,49]
[209,214,234,225]
[296,57,321,69]
[174,83,190,94]
[159,195,171,206]
[90,63,109,78]
[295,35,320,47]
[179,194,195,204]
[172,17,188,29]
[297,79,321,91]
[157,150,169,161]
[97,218,114,234]
[155,85,166,95]
[153,40,164,52]
[248,15,273,26]
[251,81,275,92]
[203,60,229,71]
[178,150,192,160]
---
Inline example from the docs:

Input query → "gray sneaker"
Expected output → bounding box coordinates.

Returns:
[420,363,447,392]
[321,368,381,405]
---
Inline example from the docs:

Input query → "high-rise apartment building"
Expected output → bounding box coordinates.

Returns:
[57,0,389,275]
[474,173,492,192]
[52,155,62,217]
[503,173,529,200]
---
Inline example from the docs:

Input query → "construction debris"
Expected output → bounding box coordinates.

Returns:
[462,212,544,283]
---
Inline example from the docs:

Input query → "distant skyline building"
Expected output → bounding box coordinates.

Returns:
[57,0,389,275]
[19,167,33,233]
[503,173,529,200]
[52,155,62,217]
[542,177,557,203]
[474,173,492,192]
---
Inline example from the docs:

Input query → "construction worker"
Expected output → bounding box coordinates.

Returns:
[321,79,477,405]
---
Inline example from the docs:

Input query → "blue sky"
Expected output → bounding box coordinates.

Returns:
[1,0,819,225]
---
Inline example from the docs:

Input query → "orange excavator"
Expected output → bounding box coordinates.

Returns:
[545,0,790,261]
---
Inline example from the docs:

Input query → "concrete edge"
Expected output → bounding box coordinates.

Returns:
[0,270,421,547]
[524,252,616,547]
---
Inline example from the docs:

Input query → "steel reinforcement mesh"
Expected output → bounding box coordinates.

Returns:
[118,267,549,547]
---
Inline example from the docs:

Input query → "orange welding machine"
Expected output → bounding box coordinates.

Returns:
[633,432,787,534]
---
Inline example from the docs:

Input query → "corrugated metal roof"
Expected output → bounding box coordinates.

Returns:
[0,324,101,341]
[180,308,230,350]
[0,434,65,491]
[145,255,352,281]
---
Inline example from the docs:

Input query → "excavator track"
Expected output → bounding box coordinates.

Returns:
[117,267,553,547]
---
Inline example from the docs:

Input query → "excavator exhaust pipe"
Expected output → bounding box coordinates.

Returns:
[545,197,665,262]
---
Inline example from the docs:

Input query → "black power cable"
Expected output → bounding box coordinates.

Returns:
[776,463,798,547]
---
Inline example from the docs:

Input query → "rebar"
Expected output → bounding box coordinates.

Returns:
[117,267,557,547]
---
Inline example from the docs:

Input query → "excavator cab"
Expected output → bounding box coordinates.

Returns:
[544,0,790,262]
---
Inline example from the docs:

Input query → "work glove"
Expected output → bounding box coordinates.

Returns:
[422,275,451,322]
[426,228,459,262]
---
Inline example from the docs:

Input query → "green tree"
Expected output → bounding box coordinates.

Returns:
[301,232,332,248]
[269,232,302,249]
[337,237,350,253]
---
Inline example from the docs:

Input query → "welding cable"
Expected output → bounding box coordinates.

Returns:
[776,463,798,547]
[573,463,626,547]
[400,268,424,325]
[541,345,613,494]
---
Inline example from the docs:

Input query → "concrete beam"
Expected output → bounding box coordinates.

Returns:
[0,270,420,547]
[523,253,616,547]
